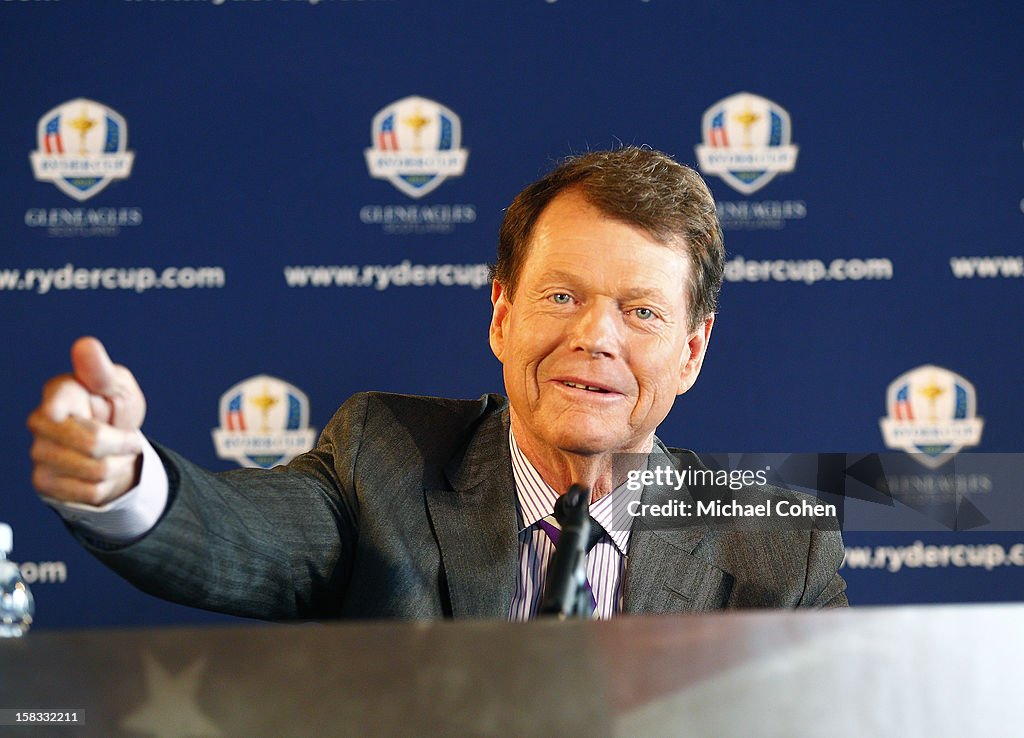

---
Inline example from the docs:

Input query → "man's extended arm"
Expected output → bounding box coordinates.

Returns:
[27,337,360,620]
[78,439,358,620]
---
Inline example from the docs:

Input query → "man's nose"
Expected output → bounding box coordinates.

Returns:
[568,300,622,357]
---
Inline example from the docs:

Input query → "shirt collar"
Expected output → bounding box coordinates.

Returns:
[509,429,639,556]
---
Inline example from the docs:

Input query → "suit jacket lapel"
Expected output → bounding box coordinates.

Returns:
[623,443,732,614]
[424,407,519,618]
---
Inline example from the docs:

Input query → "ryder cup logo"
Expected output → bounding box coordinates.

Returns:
[29,99,135,202]
[364,96,469,199]
[880,365,984,469]
[211,376,317,469]
[695,92,798,195]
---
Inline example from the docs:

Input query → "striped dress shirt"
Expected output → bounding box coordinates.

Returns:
[507,431,642,621]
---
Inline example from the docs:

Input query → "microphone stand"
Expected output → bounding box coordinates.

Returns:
[539,484,592,619]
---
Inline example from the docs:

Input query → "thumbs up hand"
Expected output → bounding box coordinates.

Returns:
[28,337,147,506]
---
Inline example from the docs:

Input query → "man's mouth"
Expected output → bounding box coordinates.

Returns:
[561,381,611,393]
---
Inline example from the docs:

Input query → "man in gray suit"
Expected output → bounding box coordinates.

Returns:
[28,147,847,620]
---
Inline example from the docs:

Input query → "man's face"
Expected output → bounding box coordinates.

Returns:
[489,189,714,460]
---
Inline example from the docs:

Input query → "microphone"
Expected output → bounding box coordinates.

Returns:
[539,484,592,618]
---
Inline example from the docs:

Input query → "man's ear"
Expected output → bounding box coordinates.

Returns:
[676,315,715,395]
[488,280,511,362]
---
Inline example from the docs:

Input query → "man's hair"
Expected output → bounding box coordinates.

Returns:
[491,146,725,331]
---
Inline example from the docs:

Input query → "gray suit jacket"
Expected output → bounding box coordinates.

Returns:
[86,392,847,619]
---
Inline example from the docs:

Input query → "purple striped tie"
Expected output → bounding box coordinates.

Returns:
[537,516,606,614]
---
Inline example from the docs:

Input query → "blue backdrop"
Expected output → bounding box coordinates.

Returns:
[3,0,1022,628]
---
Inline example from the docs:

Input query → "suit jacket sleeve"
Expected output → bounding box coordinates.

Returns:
[77,393,372,620]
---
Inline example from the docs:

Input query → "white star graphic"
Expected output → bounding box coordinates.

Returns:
[119,652,222,738]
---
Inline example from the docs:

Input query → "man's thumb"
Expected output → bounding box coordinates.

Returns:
[70,337,118,397]
[69,336,146,430]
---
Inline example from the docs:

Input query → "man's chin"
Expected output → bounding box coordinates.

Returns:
[548,430,636,457]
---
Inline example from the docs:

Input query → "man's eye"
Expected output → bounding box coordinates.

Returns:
[633,307,656,320]
[550,293,572,304]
